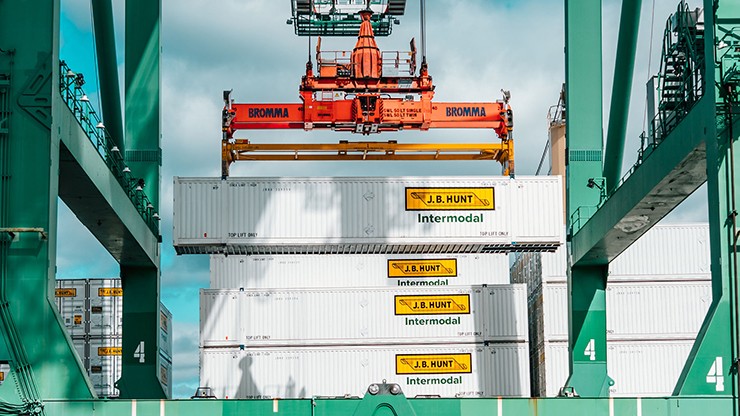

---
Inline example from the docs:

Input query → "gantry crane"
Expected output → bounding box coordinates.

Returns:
[221,7,514,177]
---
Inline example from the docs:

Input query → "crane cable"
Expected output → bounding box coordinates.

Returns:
[641,0,657,137]
[88,3,104,123]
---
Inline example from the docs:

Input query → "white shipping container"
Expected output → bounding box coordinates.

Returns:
[88,337,122,398]
[511,250,567,299]
[160,303,173,361]
[607,340,694,396]
[530,341,569,397]
[200,285,528,347]
[533,340,695,397]
[530,281,711,342]
[605,282,711,339]
[200,344,530,399]
[210,253,511,289]
[174,176,564,255]
[159,352,173,398]
[55,279,87,337]
[88,279,122,337]
[609,224,710,278]
[72,337,87,364]
[510,224,711,292]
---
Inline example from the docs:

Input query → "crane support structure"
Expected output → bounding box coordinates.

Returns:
[567,0,739,406]
[222,8,513,176]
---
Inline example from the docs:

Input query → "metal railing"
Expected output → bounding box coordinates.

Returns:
[570,2,707,237]
[59,61,159,236]
[317,50,416,77]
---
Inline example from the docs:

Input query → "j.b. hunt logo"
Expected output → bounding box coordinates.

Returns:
[405,187,494,211]
[55,288,77,297]
[388,259,457,278]
[396,353,472,375]
[395,294,470,315]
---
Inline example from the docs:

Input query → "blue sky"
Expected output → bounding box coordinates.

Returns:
[57,0,707,398]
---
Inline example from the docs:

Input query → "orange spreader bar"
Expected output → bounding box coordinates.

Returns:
[222,97,513,138]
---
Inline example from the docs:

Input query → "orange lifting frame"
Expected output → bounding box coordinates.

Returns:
[221,9,514,176]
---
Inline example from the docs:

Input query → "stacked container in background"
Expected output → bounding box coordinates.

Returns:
[55,278,173,398]
[201,253,531,399]
[511,223,712,397]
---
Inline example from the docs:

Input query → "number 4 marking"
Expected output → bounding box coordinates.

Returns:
[134,341,145,363]
[584,339,596,361]
[706,356,724,392]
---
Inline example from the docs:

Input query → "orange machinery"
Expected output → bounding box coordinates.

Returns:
[222,9,513,177]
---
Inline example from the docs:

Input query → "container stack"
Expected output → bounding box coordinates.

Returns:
[511,223,712,397]
[201,254,530,399]
[187,176,566,399]
[55,278,174,398]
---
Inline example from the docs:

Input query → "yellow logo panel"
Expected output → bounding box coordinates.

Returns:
[55,288,77,297]
[98,288,123,297]
[97,347,122,356]
[396,353,472,374]
[395,294,470,315]
[388,259,457,278]
[405,187,494,211]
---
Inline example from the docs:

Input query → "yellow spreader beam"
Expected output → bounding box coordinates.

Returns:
[221,140,514,177]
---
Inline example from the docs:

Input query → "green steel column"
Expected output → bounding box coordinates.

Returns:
[119,0,164,399]
[565,0,611,397]
[117,266,166,399]
[91,0,125,152]
[603,0,642,194]
[125,0,161,211]
[0,0,93,402]
[673,0,738,401]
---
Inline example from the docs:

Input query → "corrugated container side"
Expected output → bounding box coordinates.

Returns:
[174,176,564,254]
[608,340,695,397]
[200,344,530,399]
[540,245,567,281]
[88,279,122,337]
[534,340,697,397]
[159,352,173,398]
[88,337,122,398]
[606,282,711,339]
[200,285,528,346]
[173,178,223,244]
[510,252,539,292]
[72,337,87,364]
[160,302,173,360]
[55,279,87,337]
[528,284,569,342]
[211,253,511,289]
[510,249,567,299]
[509,178,565,245]
[537,341,569,397]
[531,282,711,341]
[609,224,710,277]
[510,225,711,286]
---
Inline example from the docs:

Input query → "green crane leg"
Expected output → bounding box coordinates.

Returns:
[673,0,739,399]
[125,0,161,212]
[0,0,93,402]
[565,267,611,396]
[117,0,165,399]
[91,0,125,153]
[117,265,166,399]
[603,0,642,194]
[565,0,611,397]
